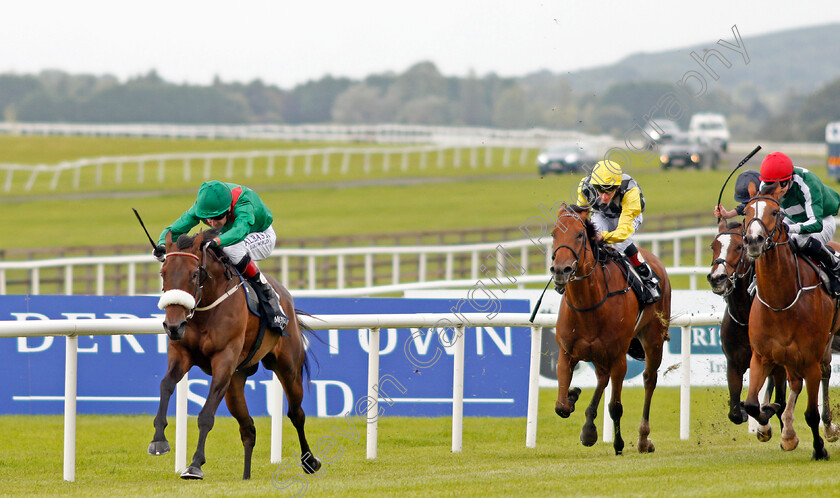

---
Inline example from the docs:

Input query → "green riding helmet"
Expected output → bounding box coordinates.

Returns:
[194,181,232,218]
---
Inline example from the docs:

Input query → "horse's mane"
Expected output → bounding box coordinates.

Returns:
[176,228,221,251]
[726,221,743,231]
[560,204,604,261]
[759,182,779,196]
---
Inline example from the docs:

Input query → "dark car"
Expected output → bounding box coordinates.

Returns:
[659,134,719,170]
[537,143,596,175]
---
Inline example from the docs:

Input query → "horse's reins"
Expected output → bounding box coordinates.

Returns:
[552,210,631,312]
[164,247,242,317]
[711,230,751,299]
[746,196,821,312]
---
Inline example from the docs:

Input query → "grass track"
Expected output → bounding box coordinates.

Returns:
[2,387,840,496]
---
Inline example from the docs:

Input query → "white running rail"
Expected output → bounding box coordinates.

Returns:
[0,311,722,482]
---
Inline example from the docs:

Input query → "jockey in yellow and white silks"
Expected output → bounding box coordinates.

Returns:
[576,160,660,303]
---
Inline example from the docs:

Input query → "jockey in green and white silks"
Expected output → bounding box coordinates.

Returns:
[156,180,288,332]
[756,152,840,295]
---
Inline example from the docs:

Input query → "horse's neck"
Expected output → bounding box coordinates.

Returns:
[755,242,801,302]
[201,263,235,303]
[565,255,608,305]
[727,271,752,320]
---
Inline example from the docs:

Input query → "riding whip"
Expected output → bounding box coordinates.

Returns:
[132,208,158,250]
[528,277,553,323]
[716,145,761,222]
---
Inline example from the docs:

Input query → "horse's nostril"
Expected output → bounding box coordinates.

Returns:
[550,266,556,274]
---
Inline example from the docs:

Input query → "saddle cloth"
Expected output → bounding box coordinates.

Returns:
[603,249,661,306]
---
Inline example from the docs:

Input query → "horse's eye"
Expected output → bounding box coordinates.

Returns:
[577,232,584,239]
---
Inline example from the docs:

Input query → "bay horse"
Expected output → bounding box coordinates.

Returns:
[707,219,787,440]
[149,229,321,479]
[743,183,840,459]
[551,203,671,455]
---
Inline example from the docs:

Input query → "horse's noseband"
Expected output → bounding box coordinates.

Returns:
[160,250,205,318]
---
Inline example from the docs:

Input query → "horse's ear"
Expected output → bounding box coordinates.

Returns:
[718,218,727,231]
[165,231,173,247]
[747,180,758,198]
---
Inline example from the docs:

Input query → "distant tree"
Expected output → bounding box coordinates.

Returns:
[492,85,533,128]
[396,96,450,124]
[456,72,492,126]
[796,78,840,141]
[332,83,396,123]
[282,75,353,123]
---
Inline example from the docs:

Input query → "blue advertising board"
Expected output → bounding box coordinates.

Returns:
[0,296,531,418]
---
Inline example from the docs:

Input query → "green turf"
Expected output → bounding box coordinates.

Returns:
[1,387,840,496]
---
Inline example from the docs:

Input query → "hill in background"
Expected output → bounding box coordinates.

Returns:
[0,23,839,141]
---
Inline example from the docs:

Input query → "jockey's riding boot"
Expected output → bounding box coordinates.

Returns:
[634,262,661,304]
[250,273,289,335]
[803,238,840,296]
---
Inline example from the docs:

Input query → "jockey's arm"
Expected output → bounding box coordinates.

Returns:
[787,175,825,234]
[158,208,200,245]
[217,204,257,246]
[602,187,643,244]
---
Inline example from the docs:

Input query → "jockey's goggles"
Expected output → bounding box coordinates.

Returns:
[592,184,619,194]
[207,212,228,221]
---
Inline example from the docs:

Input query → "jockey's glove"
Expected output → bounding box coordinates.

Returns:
[153,244,166,262]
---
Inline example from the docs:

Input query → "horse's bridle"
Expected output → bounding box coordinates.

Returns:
[552,210,597,282]
[744,195,790,254]
[710,230,751,299]
[745,195,823,312]
[163,250,209,319]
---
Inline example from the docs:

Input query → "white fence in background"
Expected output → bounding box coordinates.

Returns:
[0,122,612,147]
[0,144,542,193]
[0,311,723,482]
[0,228,720,296]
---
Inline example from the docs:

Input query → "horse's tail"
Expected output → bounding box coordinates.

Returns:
[295,308,323,384]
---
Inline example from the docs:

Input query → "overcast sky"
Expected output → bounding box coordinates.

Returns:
[2,0,838,89]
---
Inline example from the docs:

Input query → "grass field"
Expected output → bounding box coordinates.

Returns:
[2,387,840,496]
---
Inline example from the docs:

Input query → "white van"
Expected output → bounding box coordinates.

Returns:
[688,113,730,152]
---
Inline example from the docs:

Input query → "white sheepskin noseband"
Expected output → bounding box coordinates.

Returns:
[158,289,197,310]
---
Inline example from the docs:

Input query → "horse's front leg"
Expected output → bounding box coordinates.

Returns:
[149,350,191,456]
[780,373,801,451]
[580,365,609,447]
[608,357,628,455]
[806,364,829,460]
[181,352,237,480]
[720,319,749,424]
[554,345,579,418]
[820,348,840,442]
[744,353,779,426]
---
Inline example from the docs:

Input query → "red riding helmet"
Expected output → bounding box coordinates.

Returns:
[759,152,793,183]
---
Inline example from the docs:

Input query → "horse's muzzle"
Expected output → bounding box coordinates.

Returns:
[743,234,765,260]
[706,272,729,295]
[163,320,187,341]
[551,267,573,294]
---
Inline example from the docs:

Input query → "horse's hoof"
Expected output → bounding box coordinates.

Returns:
[756,425,772,443]
[728,403,748,425]
[580,425,598,447]
[302,455,322,474]
[568,387,581,404]
[638,439,655,453]
[180,466,204,480]
[147,440,170,456]
[812,448,830,461]
[824,424,840,443]
[781,436,799,451]
[555,401,572,418]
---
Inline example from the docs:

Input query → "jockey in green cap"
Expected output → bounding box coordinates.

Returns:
[156,180,288,333]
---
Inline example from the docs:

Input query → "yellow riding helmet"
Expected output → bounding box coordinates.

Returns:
[589,160,624,187]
